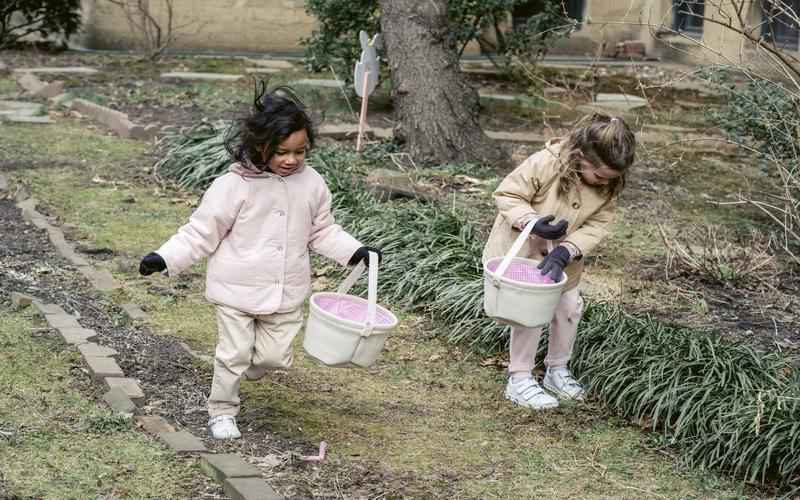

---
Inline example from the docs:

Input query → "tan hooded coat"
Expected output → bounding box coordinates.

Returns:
[483,139,618,290]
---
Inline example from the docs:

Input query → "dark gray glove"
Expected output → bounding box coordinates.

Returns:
[532,215,568,240]
[537,245,570,282]
[348,246,383,266]
[139,252,166,276]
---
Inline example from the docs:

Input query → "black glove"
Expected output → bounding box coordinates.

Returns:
[531,215,568,240]
[537,245,570,282]
[139,252,167,276]
[348,246,383,266]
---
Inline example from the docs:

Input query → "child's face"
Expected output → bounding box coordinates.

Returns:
[577,151,621,187]
[264,129,308,177]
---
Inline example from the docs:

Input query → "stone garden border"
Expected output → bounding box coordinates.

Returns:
[1,173,282,500]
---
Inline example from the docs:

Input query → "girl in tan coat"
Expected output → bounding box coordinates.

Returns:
[483,113,636,410]
[138,86,381,439]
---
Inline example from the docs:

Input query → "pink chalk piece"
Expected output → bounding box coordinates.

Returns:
[487,260,555,284]
[301,441,328,462]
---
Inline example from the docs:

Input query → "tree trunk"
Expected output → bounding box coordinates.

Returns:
[378,0,505,166]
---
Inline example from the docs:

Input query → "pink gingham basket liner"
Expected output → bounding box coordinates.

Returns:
[486,258,555,285]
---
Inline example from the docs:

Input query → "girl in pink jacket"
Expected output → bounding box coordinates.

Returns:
[139,86,381,439]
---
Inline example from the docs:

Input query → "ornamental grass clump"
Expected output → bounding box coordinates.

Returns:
[573,303,800,490]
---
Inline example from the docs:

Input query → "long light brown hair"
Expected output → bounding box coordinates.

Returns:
[555,112,636,198]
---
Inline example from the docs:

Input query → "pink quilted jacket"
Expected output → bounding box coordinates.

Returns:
[156,163,362,315]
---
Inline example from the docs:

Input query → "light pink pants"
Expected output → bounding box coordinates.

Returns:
[508,288,583,374]
[208,305,304,417]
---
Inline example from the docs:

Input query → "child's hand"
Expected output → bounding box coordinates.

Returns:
[348,246,383,266]
[537,245,570,282]
[532,215,568,240]
[139,252,167,276]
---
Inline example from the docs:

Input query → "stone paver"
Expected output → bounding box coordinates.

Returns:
[244,58,294,69]
[13,66,99,75]
[15,72,64,99]
[289,78,344,89]
[32,301,66,315]
[0,100,44,117]
[78,342,118,358]
[84,356,124,380]
[317,123,391,140]
[161,72,243,81]
[485,130,547,144]
[45,313,82,329]
[77,266,121,291]
[47,226,90,266]
[59,327,98,345]
[245,68,282,75]
[18,198,48,229]
[36,81,65,99]
[158,431,207,454]
[224,478,283,500]
[103,386,136,414]
[2,115,52,124]
[10,291,34,309]
[105,377,144,406]
[478,91,541,109]
[592,93,648,111]
[136,415,175,435]
[121,303,149,321]
[15,72,45,94]
[49,93,74,108]
[201,454,262,483]
[71,98,155,141]
[0,173,7,192]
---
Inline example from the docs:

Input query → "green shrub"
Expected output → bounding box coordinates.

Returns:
[0,0,82,49]
[711,76,800,161]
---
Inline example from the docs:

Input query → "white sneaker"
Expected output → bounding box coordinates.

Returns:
[208,415,241,439]
[504,376,559,410]
[543,367,586,401]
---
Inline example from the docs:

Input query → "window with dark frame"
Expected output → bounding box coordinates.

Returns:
[673,0,705,35]
[512,0,584,30]
[761,0,800,49]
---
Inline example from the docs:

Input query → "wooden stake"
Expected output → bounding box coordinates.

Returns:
[356,70,370,153]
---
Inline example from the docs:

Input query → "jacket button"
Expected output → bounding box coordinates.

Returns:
[276,210,285,216]
[572,202,581,209]
[277,246,283,252]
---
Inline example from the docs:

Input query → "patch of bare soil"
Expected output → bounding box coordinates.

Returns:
[0,190,458,498]
[625,256,800,355]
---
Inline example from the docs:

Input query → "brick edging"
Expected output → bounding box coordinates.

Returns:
[1,173,282,500]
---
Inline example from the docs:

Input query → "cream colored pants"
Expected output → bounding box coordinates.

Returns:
[208,305,304,417]
[508,288,583,374]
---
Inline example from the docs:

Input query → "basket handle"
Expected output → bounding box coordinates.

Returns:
[493,218,536,281]
[364,251,378,336]
[337,259,366,296]
[336,251,380,336]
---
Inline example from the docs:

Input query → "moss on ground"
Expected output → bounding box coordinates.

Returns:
[0,310,207,500]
